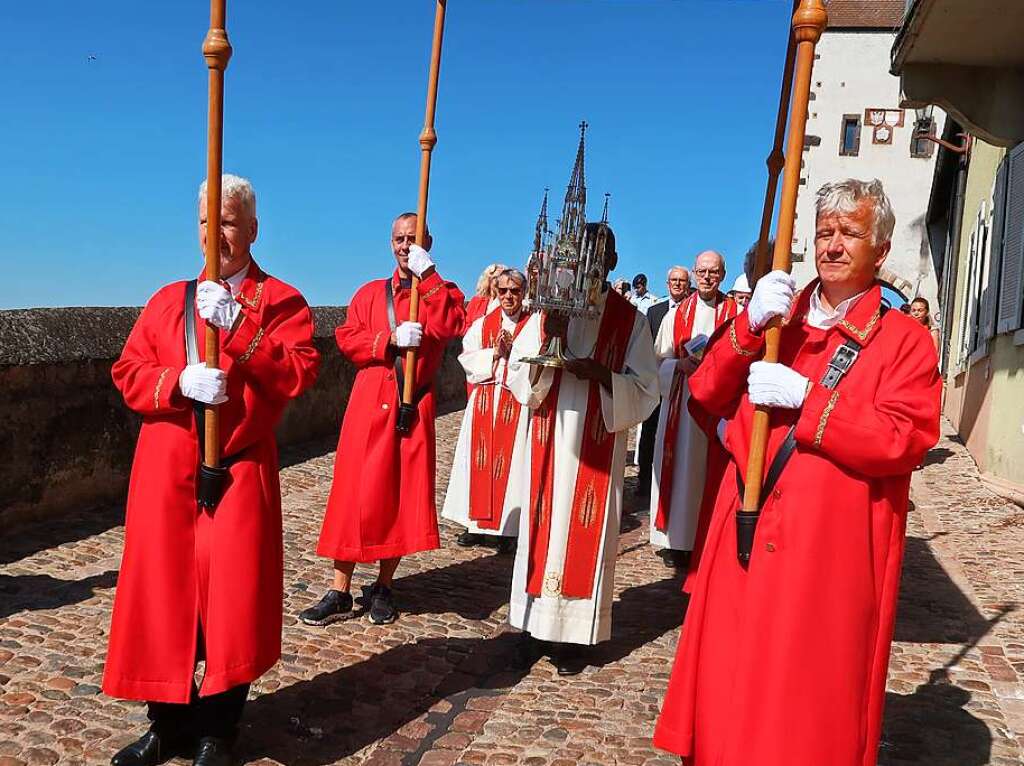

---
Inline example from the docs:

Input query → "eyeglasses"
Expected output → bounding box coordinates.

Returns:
[497,287,522,295]
[693,269,722,278]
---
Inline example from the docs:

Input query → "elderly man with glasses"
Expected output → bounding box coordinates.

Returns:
[649,251,737,569]
[442,268,531,552]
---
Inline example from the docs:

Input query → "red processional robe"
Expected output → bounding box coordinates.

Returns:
[653,282,941,766]
[103,263,320,703]
[317,269,465,562]
[464,294,492,331]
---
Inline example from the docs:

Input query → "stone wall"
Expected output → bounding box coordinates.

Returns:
[0,306,467,530]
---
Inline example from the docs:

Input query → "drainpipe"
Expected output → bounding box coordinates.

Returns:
[938,137,972,376]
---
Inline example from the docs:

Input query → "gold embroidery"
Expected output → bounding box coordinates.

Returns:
[543,572,562,597]
[474,440,488,471]
[492,453,505,481]
[838,309,881,342]
[238,327,264,364]
[501,398,516,425]
[730,322,758,357]
[372,330,384,359]
[154,368,170,409]
[422,283,442,300]
[237,280,264,310]
[814,390,840,448]
[578,483,598,527]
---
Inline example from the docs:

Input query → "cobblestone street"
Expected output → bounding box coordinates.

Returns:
[1,413,1022,765]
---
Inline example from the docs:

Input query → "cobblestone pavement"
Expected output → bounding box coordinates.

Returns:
[0,415,1021,765]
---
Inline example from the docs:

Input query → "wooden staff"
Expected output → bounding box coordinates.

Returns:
[398,0,447,433]
[751,0,800,283]
[201,0,232,467]
[737,0,827,565]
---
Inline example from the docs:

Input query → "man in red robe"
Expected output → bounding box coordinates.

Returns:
[103,175,320,766]
[301,212,465,626]
[654,179,941,766]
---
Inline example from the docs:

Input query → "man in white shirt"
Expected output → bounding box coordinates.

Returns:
[629,273,660,315]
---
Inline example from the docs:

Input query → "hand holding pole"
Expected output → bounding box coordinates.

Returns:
[737,0,827,565]
[398,0,447,434]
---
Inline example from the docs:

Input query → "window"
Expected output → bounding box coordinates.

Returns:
[911,117,936,158]
[839,115,861,157]
[997,143,1024,334]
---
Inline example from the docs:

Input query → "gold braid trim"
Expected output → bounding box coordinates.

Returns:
[238,327,264,364]
[814,390,840,448]
[729,322,758,357]
[154,368,171,410]
[838,309,881,342]
[237,280,264,310]
[372,330,384,359]
[422,283,443,300]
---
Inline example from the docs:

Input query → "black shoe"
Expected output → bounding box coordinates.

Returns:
[552,645,587,676]
[496,537,517,555]
[111,730,182,766]
[298,589,354,626]
[368,584,397,625]
[658,549,691,570]
[193,736,234,766]
[456,531,483,547]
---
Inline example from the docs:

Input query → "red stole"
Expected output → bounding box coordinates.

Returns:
[527,290,636,599]
[655,292,737,532]
[468,307,529,530]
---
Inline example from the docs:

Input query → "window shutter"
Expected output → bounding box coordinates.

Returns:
[982,160,1008,340]
[997,144,1024,333]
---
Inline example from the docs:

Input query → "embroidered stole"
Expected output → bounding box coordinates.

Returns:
[527,290,636,599]
[468,308,529,530]
[655,292,737,532]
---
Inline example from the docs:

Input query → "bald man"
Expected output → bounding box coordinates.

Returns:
[649,251,737,568]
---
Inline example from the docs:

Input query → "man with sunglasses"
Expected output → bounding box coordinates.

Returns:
[650,251,737,569]
[442,269,531,551]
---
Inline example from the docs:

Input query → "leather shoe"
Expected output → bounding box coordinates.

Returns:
[552,645,587,676]
[111,730,179,766]
[193,736,234,766]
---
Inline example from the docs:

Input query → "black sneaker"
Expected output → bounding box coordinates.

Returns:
[456,531,483,547]
[367,584,397,625]
[298,589,353,626]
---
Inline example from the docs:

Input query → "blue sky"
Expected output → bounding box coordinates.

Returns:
[1,1,795,309]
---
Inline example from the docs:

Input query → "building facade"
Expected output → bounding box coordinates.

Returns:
[793,0,944,307]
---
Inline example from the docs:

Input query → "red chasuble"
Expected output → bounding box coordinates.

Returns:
[527,289,636,599]
[468,307,529,530]
[654,282,941,766]
[316,269,465,562]
[655,291,737,532]
[103,263,319,703]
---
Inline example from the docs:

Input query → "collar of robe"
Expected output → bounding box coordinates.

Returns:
[792,279,886,346]
[199,257,265,310]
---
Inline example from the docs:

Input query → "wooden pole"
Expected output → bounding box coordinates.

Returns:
[737,0,827,563]
[751,0,800,284]
[402,0,447,413]
[201,0,232,467]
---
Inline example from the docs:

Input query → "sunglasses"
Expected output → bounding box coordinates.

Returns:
[497,286,522,295]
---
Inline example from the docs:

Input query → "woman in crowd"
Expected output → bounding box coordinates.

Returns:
[909,296,940,351]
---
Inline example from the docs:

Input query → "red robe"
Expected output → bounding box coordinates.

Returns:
[103,263,319,703]
[464,294,491,331]
[317,269,465,562]
[654,282,941,766]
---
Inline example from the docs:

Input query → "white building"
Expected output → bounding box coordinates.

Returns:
[792,0,945,306]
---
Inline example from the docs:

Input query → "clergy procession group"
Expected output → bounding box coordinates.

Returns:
[100,171,942,766]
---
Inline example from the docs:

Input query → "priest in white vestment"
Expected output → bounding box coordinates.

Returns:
[504,223,659,675]
[649,251,737,568]
[442,269,531,550]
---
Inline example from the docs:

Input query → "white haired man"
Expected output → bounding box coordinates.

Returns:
[650,251,737,568]
[443,268,531,550]
[655,179,941,765]
[103,175,320,766]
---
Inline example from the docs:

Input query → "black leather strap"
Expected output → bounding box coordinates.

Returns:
[384,279,431,407]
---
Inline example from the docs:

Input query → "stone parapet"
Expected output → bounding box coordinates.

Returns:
[0,306,467,529]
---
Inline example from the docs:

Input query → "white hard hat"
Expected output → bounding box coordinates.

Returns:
[730,274,751,294]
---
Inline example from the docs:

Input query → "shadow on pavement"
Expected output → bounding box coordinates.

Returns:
[240,633,528,766]
[590,576,687,668]
[0,570,118,619]
[390,551,514,621]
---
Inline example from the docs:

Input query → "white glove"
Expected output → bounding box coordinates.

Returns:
[407,244,435,278]
[747,361,809,409]
[196,280,241,330]
[747,270,796,332]
[394,321,423,348]
[179,363,228,405]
